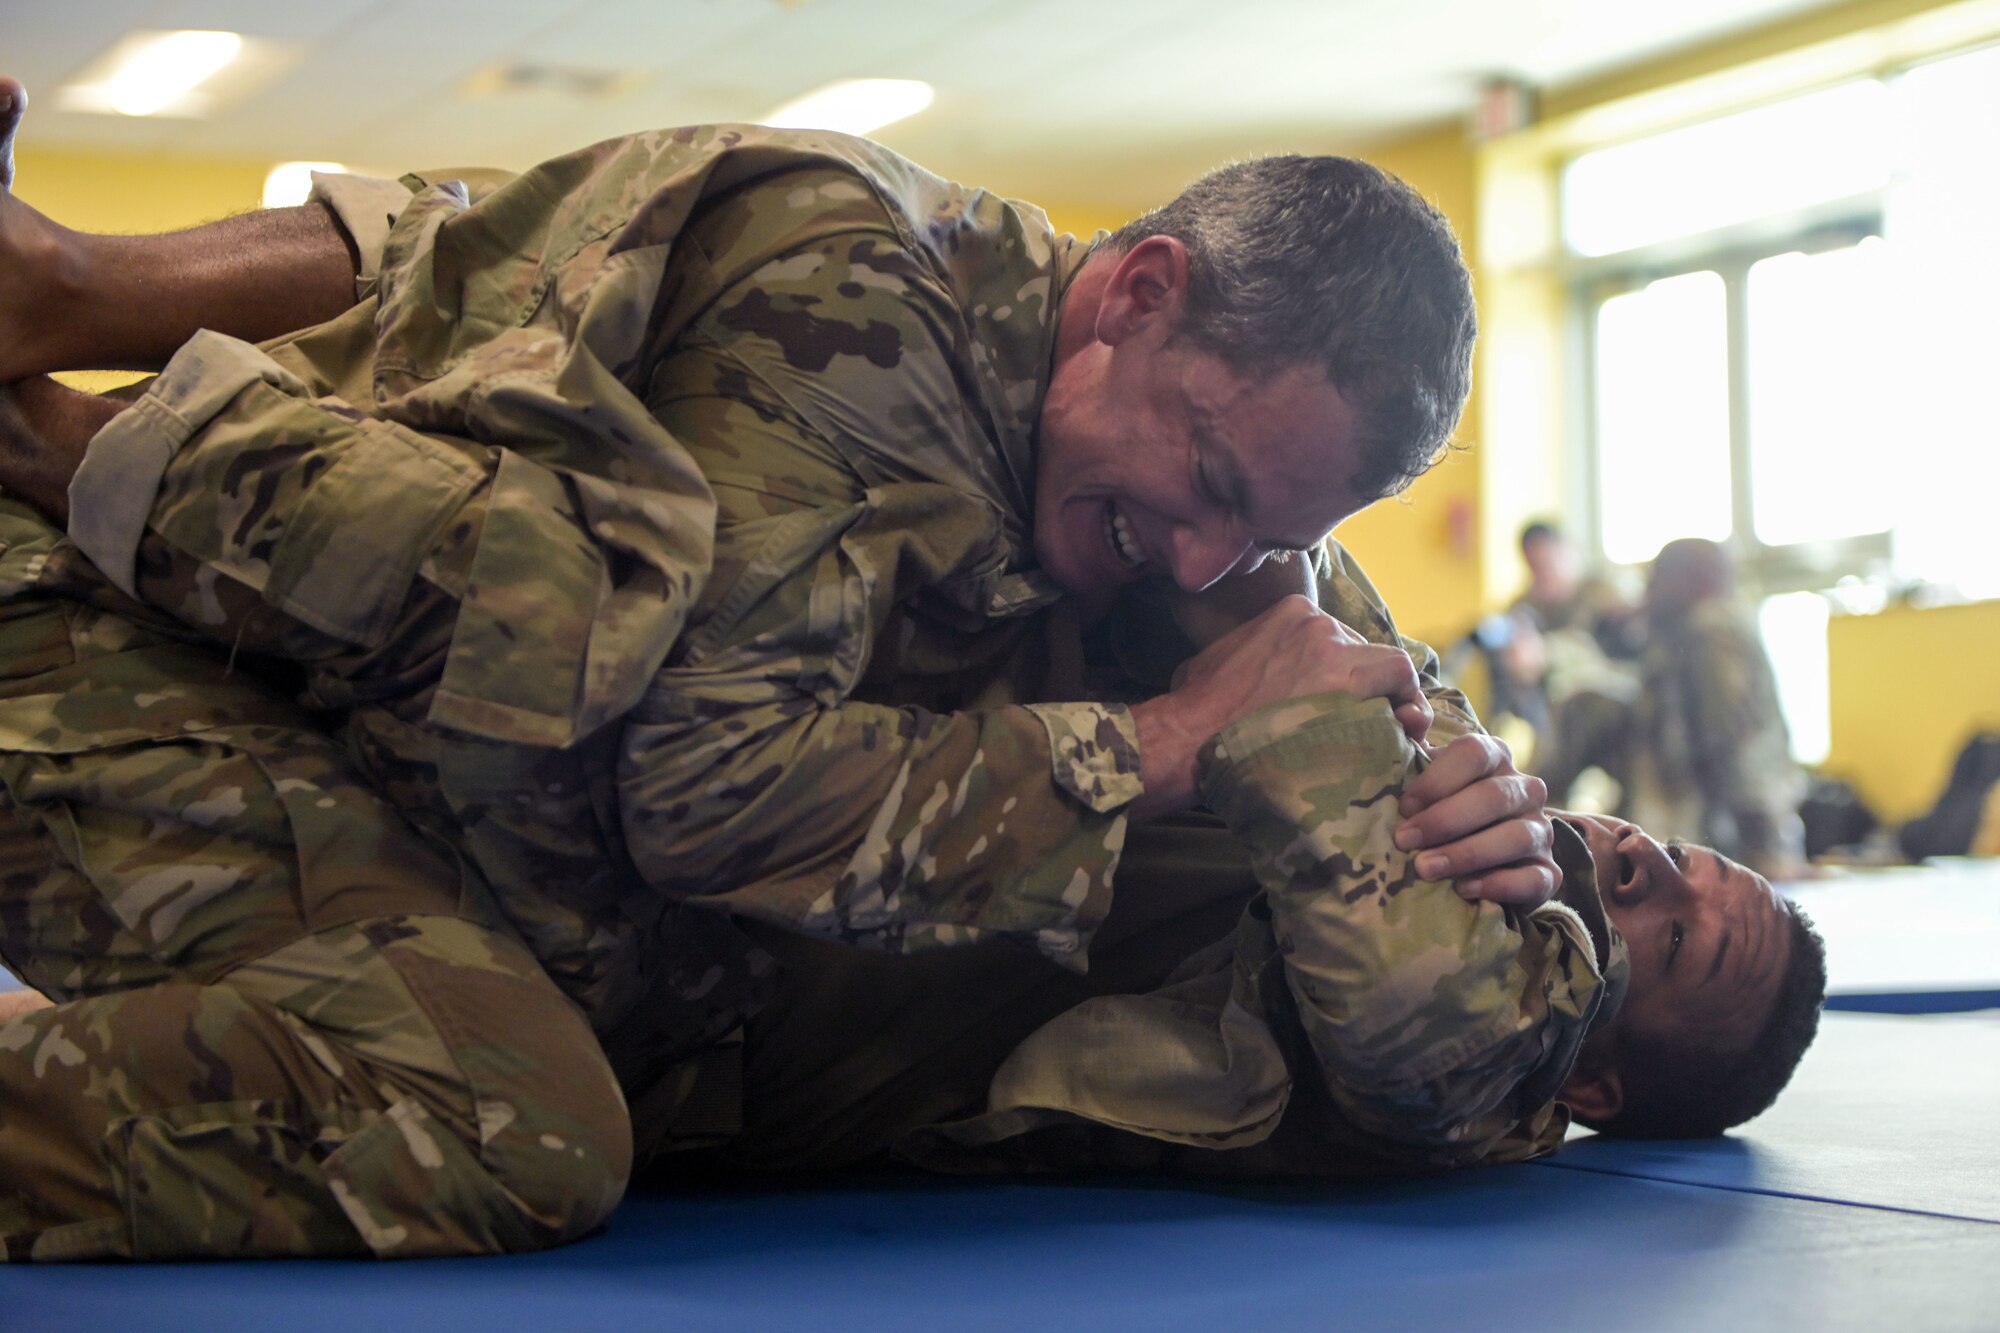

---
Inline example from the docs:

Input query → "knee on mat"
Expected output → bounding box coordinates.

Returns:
[250,918,636,1256]
[474,1019,635,1248]
[392,949,636,1252]
[313,999,633,1258]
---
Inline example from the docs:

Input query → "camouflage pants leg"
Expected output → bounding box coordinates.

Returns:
[0,501,631,1260]
[60,331,672,1030]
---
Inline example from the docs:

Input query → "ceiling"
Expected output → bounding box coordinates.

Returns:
[12,0,1854,206]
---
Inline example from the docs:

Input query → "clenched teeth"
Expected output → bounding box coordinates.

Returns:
[1104,506,1144,569]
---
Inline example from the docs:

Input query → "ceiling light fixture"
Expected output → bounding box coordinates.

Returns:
[263,161,347,209]
[103,30,244,116]
[761,78,934,136]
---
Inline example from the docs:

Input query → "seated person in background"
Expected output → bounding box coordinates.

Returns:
[1513,520,1641,656]
[1626,538,1807,877]
[1492,520,1641,755]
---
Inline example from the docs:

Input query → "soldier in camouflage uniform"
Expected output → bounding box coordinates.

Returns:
[0,79,1819,1259]
[0,494,630,1258]
[1625,540,1808,876]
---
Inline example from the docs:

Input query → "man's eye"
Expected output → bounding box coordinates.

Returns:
[1666,842,1688,869]
[1667,921,1685,967]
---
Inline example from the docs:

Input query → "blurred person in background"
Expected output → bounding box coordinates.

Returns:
[1537,538,1806,879]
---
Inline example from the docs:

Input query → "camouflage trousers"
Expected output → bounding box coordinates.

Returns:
[65,324,766,1071]
[0,497,631,1260]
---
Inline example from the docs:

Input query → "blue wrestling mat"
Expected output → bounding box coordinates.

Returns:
[4,1012,1996,1331]
[6,1142,1996,1332]
[1783,858,2000,1013]
[6,860,1999,1330]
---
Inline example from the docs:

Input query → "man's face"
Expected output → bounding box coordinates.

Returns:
[1033,330,1366,618]
[1522,533,1573,589]
[1568,813,1793,1056]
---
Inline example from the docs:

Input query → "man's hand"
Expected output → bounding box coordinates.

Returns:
[1396,733,1560,908]
[1129,595,1431,820]
[1167,548,1317,650]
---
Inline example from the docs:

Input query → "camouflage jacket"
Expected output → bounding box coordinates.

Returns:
[904,691,1628,1176]
[1628,600,1806,871]
[71,127,1477,983]
[63,128,1523,1164]
[69,129,1148,992]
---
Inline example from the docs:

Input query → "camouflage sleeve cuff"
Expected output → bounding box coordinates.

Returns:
[1023,701,1145,813]
[307,171,417,301]
[68,330,311,599]
[1195,690,1401,822]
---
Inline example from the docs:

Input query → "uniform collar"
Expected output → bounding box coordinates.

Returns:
[1551,816,1631,1032]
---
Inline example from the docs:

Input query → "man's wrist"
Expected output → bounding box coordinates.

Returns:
[1196,691,1405,830]
[1128,695,1200,821]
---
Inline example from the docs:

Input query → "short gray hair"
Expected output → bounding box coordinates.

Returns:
[1111,156,1475,499]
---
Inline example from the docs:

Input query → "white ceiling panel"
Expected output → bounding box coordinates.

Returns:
[151,0,384,43]
[4,0,166,89]
[523,0,784,72]
[8,0,1865,198]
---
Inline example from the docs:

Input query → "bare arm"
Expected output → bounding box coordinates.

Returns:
[2,75,357,382]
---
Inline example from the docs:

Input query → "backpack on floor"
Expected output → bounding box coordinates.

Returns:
[1900,731,2000,861]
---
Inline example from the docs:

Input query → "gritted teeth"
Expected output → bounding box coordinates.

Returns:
[1103,504,1145,569]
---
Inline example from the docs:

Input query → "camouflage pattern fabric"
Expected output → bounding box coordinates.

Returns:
[66,131,1144,1059]
[905,691,1623,1175]
[1627,599,1807,873]
[0,496,629,1260]
[24,121,1546,1228]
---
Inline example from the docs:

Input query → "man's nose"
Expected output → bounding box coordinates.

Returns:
[1606,830,1672,906]
[1167,519,1253,592]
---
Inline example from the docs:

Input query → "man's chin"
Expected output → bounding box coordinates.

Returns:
[1036,531,1119,621]
[1069,585,1118,623]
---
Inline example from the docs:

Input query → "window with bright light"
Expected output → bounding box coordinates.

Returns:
[1562,81,1892,258]
[1593,271,1732,565]
[1746,238,1899,548]
[1759,591,1832,766]
[1566,42,2000,764]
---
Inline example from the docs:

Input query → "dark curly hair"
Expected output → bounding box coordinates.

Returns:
[1580,898,1827,1139]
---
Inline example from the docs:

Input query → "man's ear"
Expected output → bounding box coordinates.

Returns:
[1096,236,1190,346]
[1560,1046,1624,1122]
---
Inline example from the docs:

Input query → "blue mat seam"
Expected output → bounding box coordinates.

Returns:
[1527,1158,2000,1227]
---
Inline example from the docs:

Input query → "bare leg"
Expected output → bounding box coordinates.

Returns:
[0,988,51,1021]
[0,375,119,521]
[0,75,360,382]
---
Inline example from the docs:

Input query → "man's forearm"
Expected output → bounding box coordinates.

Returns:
[1198,692,1599,1156]
[0,376,119,522]
[6,195,358,382]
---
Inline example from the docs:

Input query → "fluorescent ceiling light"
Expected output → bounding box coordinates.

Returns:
[55,29,274,119]
[263,161,347,209]
[761,79,934,136]
[112,30,242,116]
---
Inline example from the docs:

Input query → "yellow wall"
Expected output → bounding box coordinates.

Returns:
[14,146,270,232]
[1828,600,2000,823]
[16,148,276,394]
[1335,127,1485,650]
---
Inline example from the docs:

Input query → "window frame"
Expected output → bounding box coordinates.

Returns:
[1569,197,1891,599]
